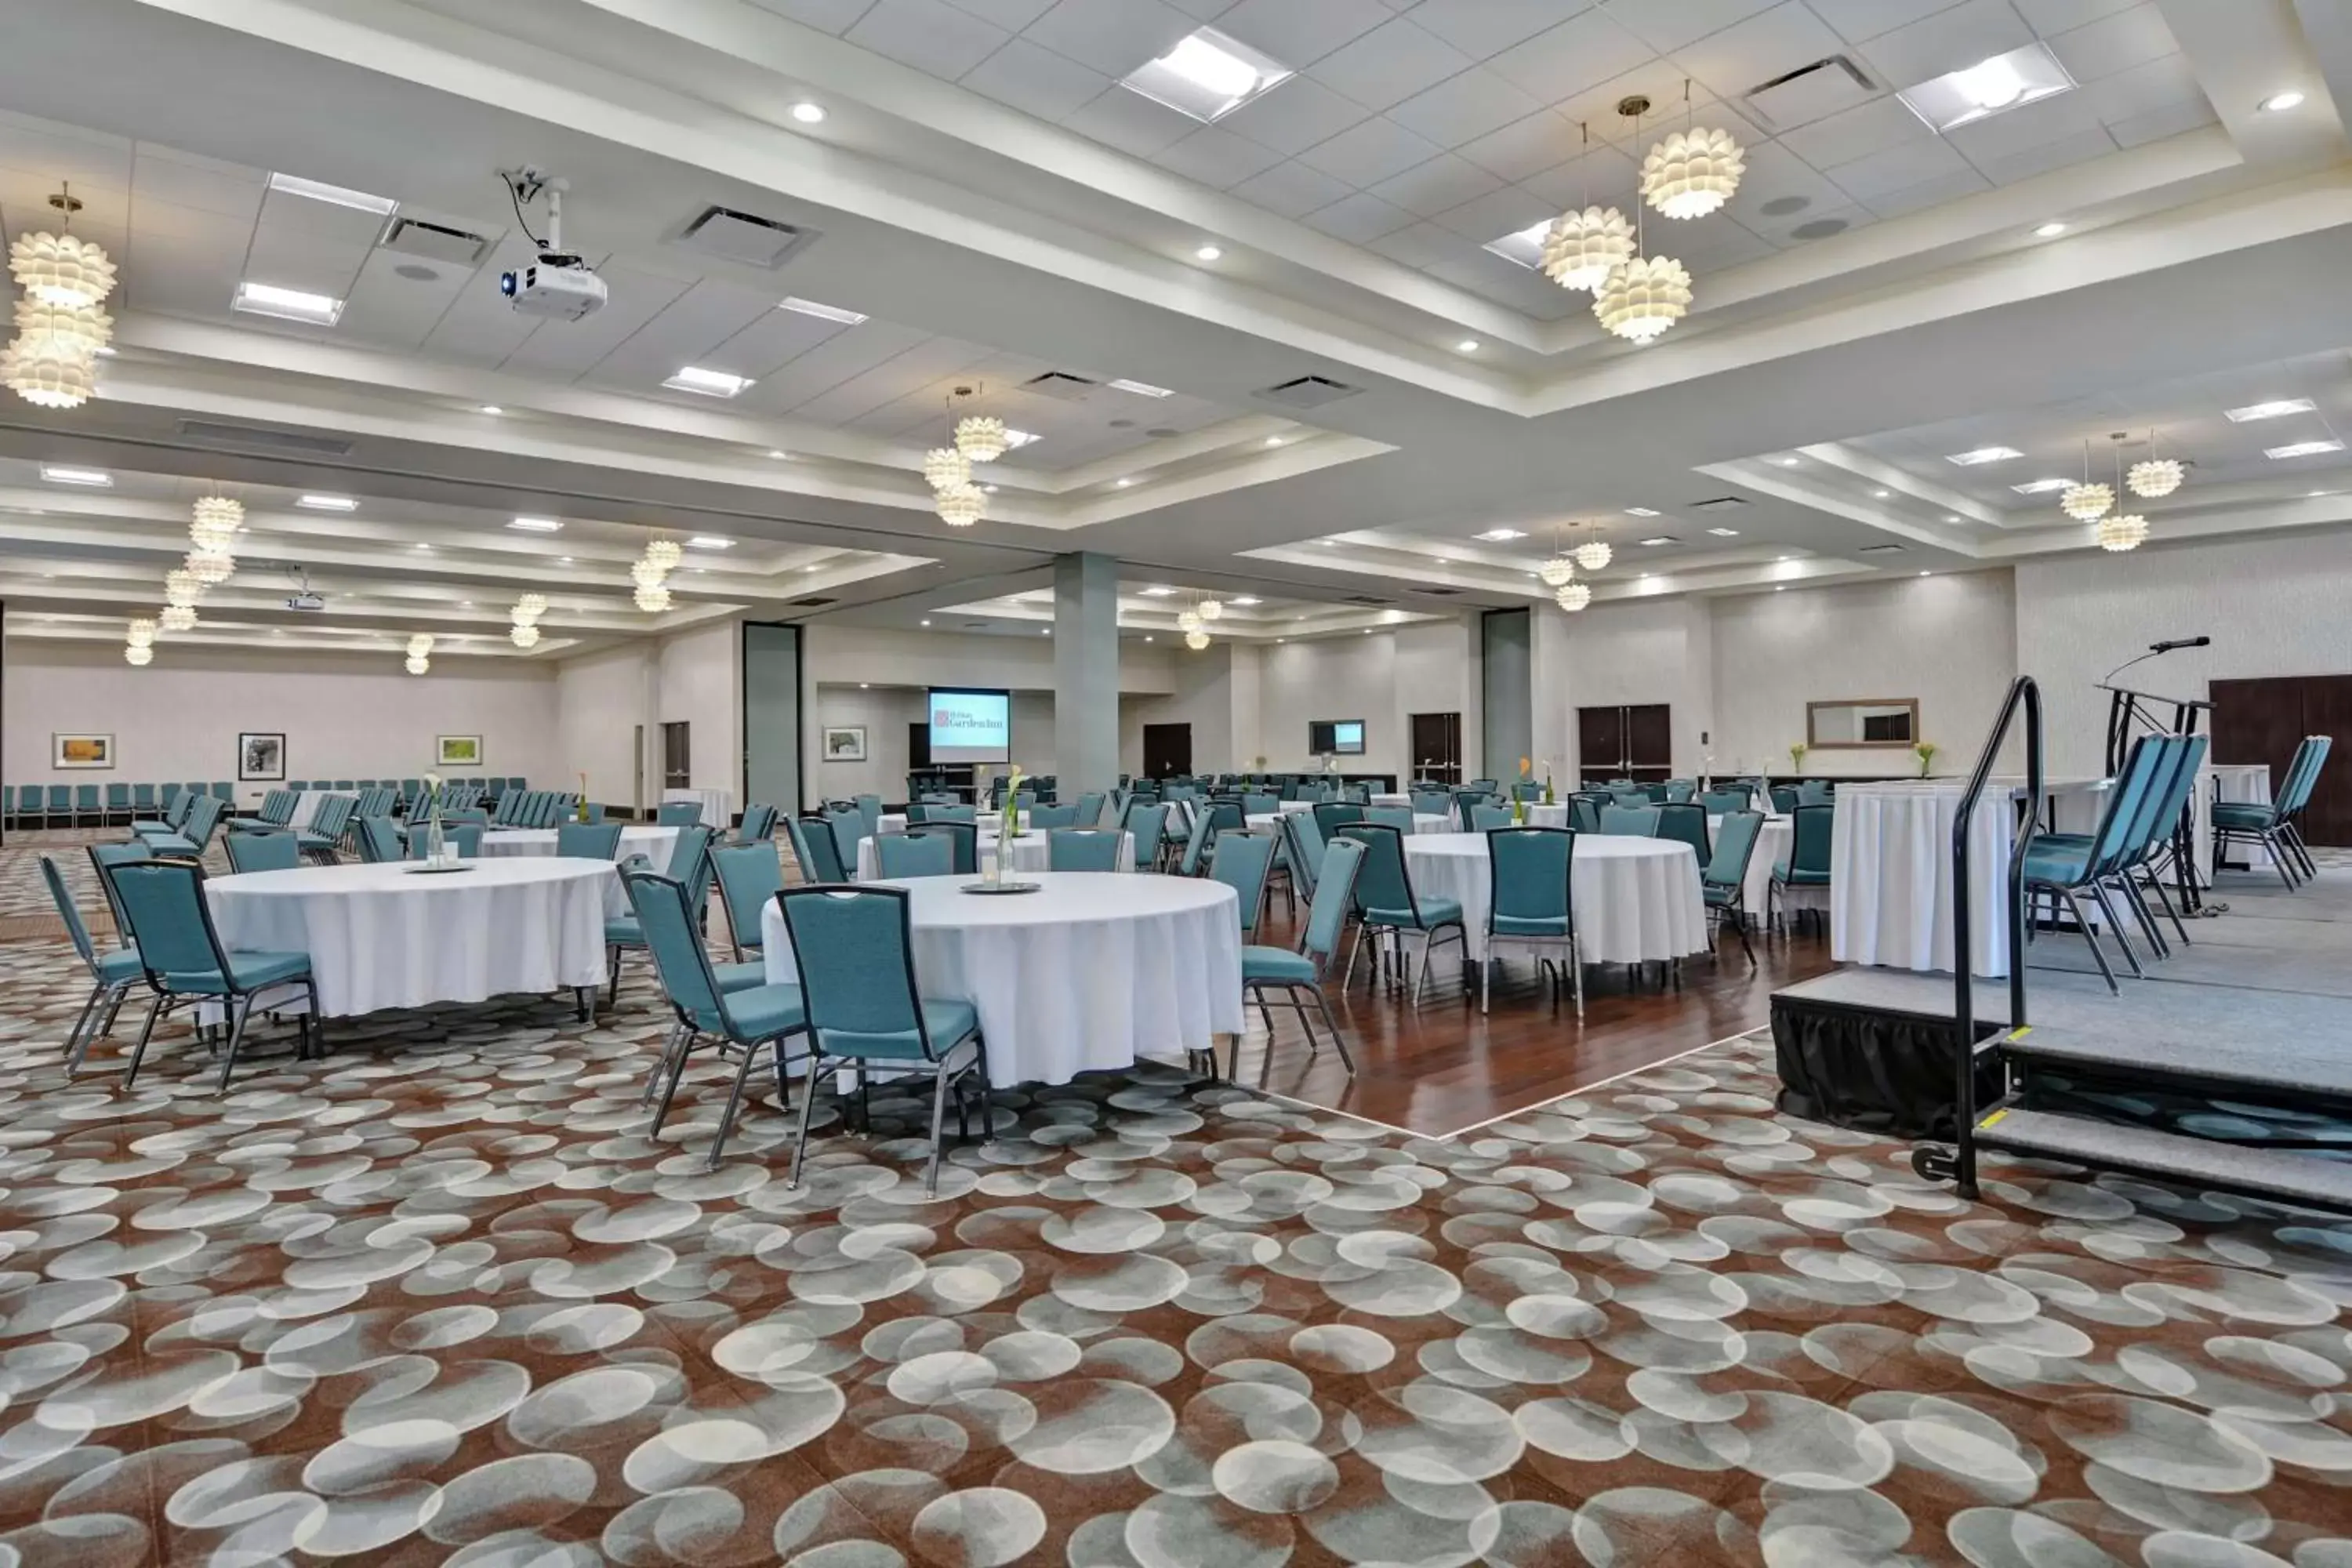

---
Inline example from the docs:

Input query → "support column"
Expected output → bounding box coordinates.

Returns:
[1054,552,1120,797]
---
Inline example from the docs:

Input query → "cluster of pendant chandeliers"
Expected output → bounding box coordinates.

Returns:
[5,187,116,410]
[1174,592,1223,652]
[125,493,245,662]
[510,592,548,649]
[920,386,1001,527]
[1537,521,1612,612]
[2062,430,2180,553]
[1541,86,1741,346]
[405,634,434,676]
[632,539,683,612]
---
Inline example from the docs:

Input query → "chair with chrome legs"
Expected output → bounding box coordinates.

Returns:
[102,858,319,1091]
[2022,733,2172,994]
[773,885,991,1194]
[1236,836,1366,1080]
[608,825,717,1004]
[623,869,808,1167]
[1334,822,1465,1004]
[1767,804,1834,935]
[1700,810,1766,966]
[711,842,785,960]
[42,855,143,1075]
[1481,826,1580,1015]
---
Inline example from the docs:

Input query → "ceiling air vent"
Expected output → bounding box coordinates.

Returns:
[1256,375,1362,409]
[379,216,490,267]
[1022,372,1098,401]
[1421,586,1460,595]
[673,205,819,269]
[176,419,354,458]
[1743,56,1876,130]
[1342,594,1391,605]
[1690,496,1750,513]
[1857,544,1907,554]
[790,596,839,607]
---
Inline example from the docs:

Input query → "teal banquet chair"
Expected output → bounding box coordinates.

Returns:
[1700,810,1767,965]
[875,832,954,879]
[1481,826,1581,1015]
[711,841,785,960]
[607,826,719,1004]
[42,855,143,1074]
[656,800,705,827]
[557,821,625,859]
[1334,822,1465,1005]
[405,823,482,858]
[787,816,848,884]
[1047,828,1123,872]
[102,858,318,1091]
[1768,803,1835,935]
[224,831,302,874]
[1209,828,1276,942]
[1235,836,1367,1079]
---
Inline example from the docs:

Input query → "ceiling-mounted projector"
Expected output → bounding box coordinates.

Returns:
[496,167,605,320]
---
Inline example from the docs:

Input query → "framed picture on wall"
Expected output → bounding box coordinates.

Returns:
[238,732,286,781]
[822,726,868,763]
[437,735,484,768]
[52,733,114,770]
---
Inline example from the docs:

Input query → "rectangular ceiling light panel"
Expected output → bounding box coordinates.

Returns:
[269,171,398,216]
[234,280,345,325]
[2226,398,2317,422]
[1896,43,2075,132]
[1946,445,2022,465]
[1121,28,1292,122]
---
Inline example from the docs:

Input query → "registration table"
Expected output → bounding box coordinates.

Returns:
[760,872,1243,1085]
[855,829,1136,880]
[1831,782,2014,976]
[203,858,611,1017]
[1401,832,1708,964]
[661,787,732,829]
[481,825,679,915]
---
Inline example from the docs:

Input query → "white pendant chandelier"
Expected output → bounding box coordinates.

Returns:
[164,568,202,608]
[513,592,547,621]
[1176,608,1203,633]
[634,583,673,613]
[1544,205,1634,293]
[2060,481,2112,521]
[125,618,156,648]
[923,447,971,492]
[510,623,542,648]
[159,604,197,633]
[1593,96,1693,344]
[1640,85,1744,221]
[936,484,985,528]
[1196,598,1224,621]
[1185,630,1210,651]
[2096,513,2149,552]
[5,189,114,411]
[9,193,118,310]
[407,634,434,657]
[955,414,1008,464]
[191,496,242,548]
[1573,523,1613,572]
[1,340,96,409]
[184,550,234,587]
[643,539,683,574]
[124,644,152,667]
[405,655,430,675]
[2127,429,2183,499]
[1537,550,1577,589]
[630,557,667,590]
[1555,581,1593,612]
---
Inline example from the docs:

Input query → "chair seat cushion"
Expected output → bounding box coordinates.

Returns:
[128,819,170,835]
[96,947,143,985]
[713,961,768,994]
[1702,883,1740,907]
[1242,946,1316,985]
[165,948,310,995]
[295,831,336,848]
[720,981,805,1039]
[2024,845,2090,884]
[2211,802,2274,829]
[1773,860,1831,886]
[605,916,642,946]
[1491,913,1569,937]
[1364,896,1463,929]
[142,835,200,856]
[818,998,978,1062]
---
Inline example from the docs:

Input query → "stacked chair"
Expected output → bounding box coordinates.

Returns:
[2212,735,2332,889]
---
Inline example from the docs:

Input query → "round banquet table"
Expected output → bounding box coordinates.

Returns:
[1402,832,1708,964]
[1831,782,2012,976]
[203,858,611,1017]
[857,829,1135,880]
[760,872,1243,1085]
[481,825,679,915]
[661,787,731,829]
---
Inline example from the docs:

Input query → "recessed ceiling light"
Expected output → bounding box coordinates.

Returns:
[2310,490,2332,498]
[1919,571,1930,577]
[1639,535,1677,546]
[1706,527,1740,536]
[920,619,931,627]
[2033,222,2067,238]
[2262,90,2306,112]
[414,543,433,552]
[1777,555,1791,561]
[1774,585,1785,592]
[1195,245,1223,261]
[2267,439,2344,459]
[779,296,867,325]
[558,556,573,564]
[478,405,503,415]
[298,494,358,510]
[1121,27,1291,122]
[804,564,819,572]
[234,280,344,325]
[768,449,790,459]
[38,465,110,487]
[1144,635,1155,643]
[1004,430,1040,449]
[1777,456,1801,466]
[2011,477,2072,494]
[1115,477,1134,488]
[1945,446,2022,465]
[508,517,563,532]
[1624,506,1661,517]
[1475,528,1526,542]
[268,172,397,215]
[1872,488,1891,499]
[2226,397,2316,422]
[460,600,475,608]
[1897,43,2075,132]
[1264,437,1284,448]
[686,535,735,549]
[1108,378,1172,397]
[1231,596,1259,606]
[791,102,826,123]
[1041,628,1051,636]
[982,485,998,494]
[665,366,754,397]
[1139,586,1175,597]
[1457,339,1480,353]
[1944,514,1962,522]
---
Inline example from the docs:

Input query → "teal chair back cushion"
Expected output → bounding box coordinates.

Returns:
[1653,803,1710,863]
[1209,829,1276,936]
[1598,804,1658,836]
[622,871,728,1032]
[1302,838,1366,960]
[1486,827,1572,929]
[789,818,847,883]
[108,862,224,987]
[40,856,101,969]
[1705,811,1766,890]
[775,887,933,1061]
[1047,829,1122,872]
[668,826,718,909]
[711,843,785,946]
[557,822,624,859]
[1787,804,1835,874]
[227,832,302,874]
[876,833,953,879]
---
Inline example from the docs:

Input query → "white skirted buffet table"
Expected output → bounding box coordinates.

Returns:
[203,858,611,1017]
[1831,782,2015,977]
[760,872,1243,1085]
[1399,832,1708,964]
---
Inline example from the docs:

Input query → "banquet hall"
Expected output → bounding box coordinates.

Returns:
[2,0,2350,1561]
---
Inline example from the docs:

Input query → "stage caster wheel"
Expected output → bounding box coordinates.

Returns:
[1911,1145,1957,1183]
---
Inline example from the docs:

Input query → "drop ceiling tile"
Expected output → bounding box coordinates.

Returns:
[1748,201,1874,245]
[1218,76,1375,153]
[1228,158,1356,215]
[1423,249,1577,312]
[1370,153,1505,216]
[1943,82,2107,162]
[1822,132,1972,200]
[708,307,858,378]
[1294,115,1446,185]
[2045,2,2175,82]
[2104,93,2216,148]
[1308,20,1475,111]
[1402,0,1591,59]
[1717,138,1853,227]
[741,0,880,31]
[241,226,372,300]
[2012,0,2138,36]
[942,0,1057,28]
[1776,93,1934,168]
[793,339,1004,427]
[1062,83,1203,154]
[844,0,1010,77]
[1806,0,1972,45]
[1486,9,1654,103]
[419,233,559,367]
[131,147,264,224]
[2078,49,2203,123]
[1857,0,2034,89]
[1667,2,1849,100]
[958,36,1114,119]
[1513,143,1635,208]
[1454,108,1579,180]
[1021,0,1198,75]
[1612,0,1787,56]
[256,183,387,246]
[111,198,252,321]
[1366,219,1465,268]
[1429,181,1554,240]
[1668,220,1778,270]
[1165,0,1243,16]
[1386,65,1544,147]
[1301,189,1417,240]
[1555,65,1768,149]
[1152,125,1289,186]
[742,321,931,411]
[1967,122,2115,183]
[1218,0,1396,66]
[585,278,783,389]
[1860,162,1991,216]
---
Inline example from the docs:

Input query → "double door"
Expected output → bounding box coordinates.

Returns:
[1577,704,1671,788]
[1410,711,1461,784]
[2212,673,2351,844]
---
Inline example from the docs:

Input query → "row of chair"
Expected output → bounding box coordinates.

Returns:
[2026,732,2209,993]
[6,782,234,828]
[2211,735,2332,891]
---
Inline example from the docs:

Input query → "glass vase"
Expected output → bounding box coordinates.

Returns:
[427,816,446,866]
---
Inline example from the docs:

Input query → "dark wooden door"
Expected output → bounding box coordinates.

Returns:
[1142,723,1192,780]
[661,721,690,789]
[1577,706,1625,786]
[909,722,931,769]
[2214,673,2352,844]
[1410,712,1461,783]
[1577,704,1672,784]
[1626,703,1673,783]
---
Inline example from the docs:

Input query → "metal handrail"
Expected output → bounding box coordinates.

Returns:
[1947,675,2041,1199]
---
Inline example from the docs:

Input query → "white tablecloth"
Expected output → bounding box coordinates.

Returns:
[1252,811,1450,836]
[481,825,680,916]
[288,790,354,829]
[1832,784,2013,976]
[662,787,731,829]
[205,858,611,1016]
[1402,832,1708,964]
[858,829,1134,880]
[760,873,1243,1085]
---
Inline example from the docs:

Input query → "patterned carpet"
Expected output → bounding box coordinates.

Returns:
[0,833,2345,1564]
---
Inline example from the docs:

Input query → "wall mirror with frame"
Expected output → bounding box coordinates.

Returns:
[1806,699,1919,748]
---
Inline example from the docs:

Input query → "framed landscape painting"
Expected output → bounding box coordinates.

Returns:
[238,732,285,782]
[437,735,484,768]
[52,733,114,770]
[822,726,867,763]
